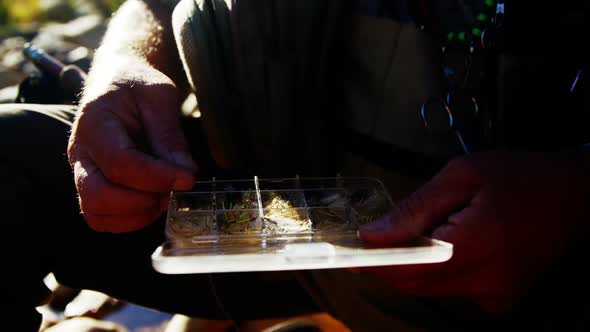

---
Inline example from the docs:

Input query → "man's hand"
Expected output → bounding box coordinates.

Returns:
[67,59,196,233]
[359,152,590,313]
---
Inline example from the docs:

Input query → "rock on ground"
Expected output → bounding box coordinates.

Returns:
[0,13,107,91]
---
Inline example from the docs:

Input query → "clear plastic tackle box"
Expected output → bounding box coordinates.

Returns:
[152,177,452,274]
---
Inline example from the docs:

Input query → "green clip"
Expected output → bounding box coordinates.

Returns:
[485,0,495,7]
[447,32,455,41]
[477,13,488,22]
[458,32,466,41]
[472,28,482,37]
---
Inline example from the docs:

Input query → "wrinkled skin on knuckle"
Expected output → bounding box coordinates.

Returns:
[80,91,138,145]
[113,60,176,90]
[99,159,125,185]
[73,159,89,188]
[83,88,132,117]
[134,82,179,109]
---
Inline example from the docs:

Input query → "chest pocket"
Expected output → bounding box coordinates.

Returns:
[344,15,462,158]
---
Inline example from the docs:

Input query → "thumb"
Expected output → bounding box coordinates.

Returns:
[136,84,197,172]
[359,158,481,245]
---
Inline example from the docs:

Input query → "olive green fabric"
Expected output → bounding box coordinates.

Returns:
[341,16,458,158]
[171,0,465,200]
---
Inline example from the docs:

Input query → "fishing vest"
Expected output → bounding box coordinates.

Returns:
[168,0,590,198]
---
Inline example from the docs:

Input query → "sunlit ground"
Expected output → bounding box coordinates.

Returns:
[0,0,125,102]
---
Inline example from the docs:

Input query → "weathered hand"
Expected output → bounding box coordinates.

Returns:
[359,152,590,313]
[67,58,196,233]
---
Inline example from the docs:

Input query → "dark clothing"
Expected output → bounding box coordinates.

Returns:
[2,104,589,332]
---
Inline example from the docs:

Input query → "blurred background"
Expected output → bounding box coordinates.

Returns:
[0,0,123,103]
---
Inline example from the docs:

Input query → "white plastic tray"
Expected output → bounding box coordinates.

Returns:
[152,177,452,274]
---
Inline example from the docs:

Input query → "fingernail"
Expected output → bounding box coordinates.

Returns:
[171,151,198,171]
[360,215,392,233]
[173,173,194,190]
